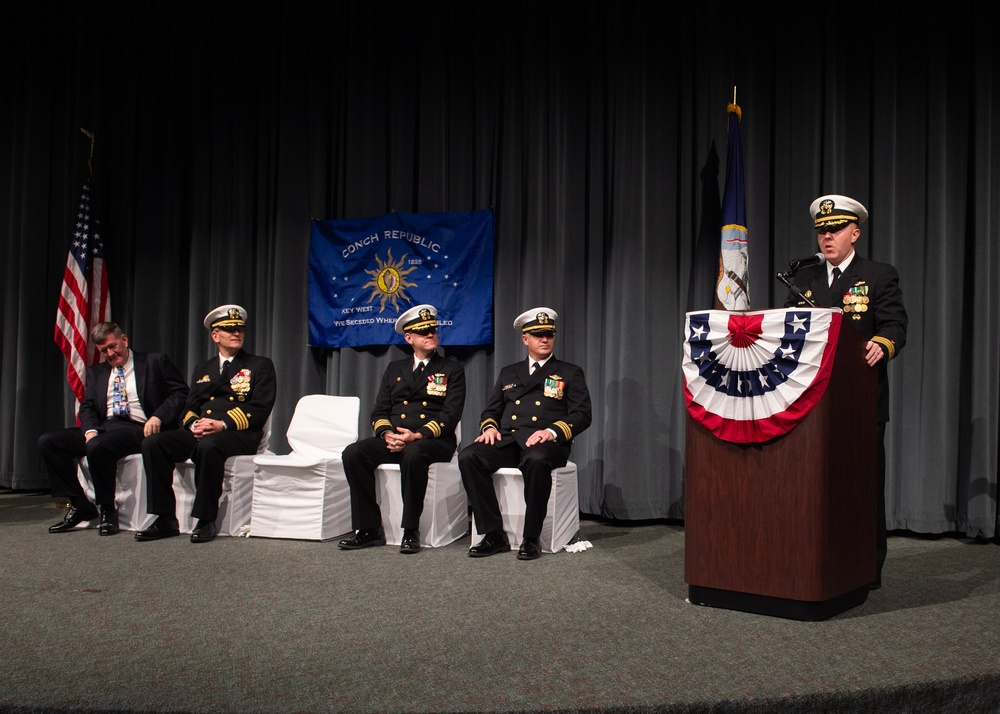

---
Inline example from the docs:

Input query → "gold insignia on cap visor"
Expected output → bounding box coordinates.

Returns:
[815,198,858,229]
[204,303,248,329]
[811,194,867,230]
[815,212,859,230]
[395,303,439,333]
[513,306,559,333]
[407,307,438,331]
[214,307,244,328]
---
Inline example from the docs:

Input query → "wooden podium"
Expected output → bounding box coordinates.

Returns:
[684,312,877,620]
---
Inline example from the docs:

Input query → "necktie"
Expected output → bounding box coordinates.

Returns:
[221,359,231,375]
[112,367,130,418]
[830,266,843,300]
[531,361,541,375]
[414,361,425,378]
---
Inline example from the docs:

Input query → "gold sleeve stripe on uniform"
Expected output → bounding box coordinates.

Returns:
[183,411,200,426]
[227,408,250,430]
[423,420,443,438]
[553,421,573,441]
[373,419,393,431]
[480,418,499,432]
[871,336,896,360]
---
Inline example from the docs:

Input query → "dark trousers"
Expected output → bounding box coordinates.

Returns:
[342,436,456,531]
[458,440,568,540]
[141,428,261,521]
[38,420,145,507]
[877,421,887,577]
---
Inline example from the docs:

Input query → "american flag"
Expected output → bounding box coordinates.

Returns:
[53,176,111,407]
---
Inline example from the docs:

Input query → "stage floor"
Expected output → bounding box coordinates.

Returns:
[3,490,999,713]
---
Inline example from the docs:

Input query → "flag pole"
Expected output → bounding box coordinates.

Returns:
[80,127,95,176]
[715,91,749,310]
[727,87,742,121]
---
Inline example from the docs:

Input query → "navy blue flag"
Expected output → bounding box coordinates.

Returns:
[715,101,750,310]
[308,210,494,348]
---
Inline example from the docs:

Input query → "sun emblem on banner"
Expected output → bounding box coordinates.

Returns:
[362,249,418,312]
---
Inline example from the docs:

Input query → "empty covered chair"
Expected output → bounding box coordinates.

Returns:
[250,395,360,540]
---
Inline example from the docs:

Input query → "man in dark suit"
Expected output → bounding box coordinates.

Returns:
[39,322,188,536]
[338,304,466,554]
[136,304,276,543]
[785,194,908,588]
[458,307,592,560]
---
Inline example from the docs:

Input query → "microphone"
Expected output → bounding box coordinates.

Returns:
[788,253,826,270]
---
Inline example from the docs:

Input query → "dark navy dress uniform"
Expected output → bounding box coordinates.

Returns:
[785,255,907,422]
[785,195,908,584]
[141,349,276,522]
[460,356,592,541]
[342,351,466,531]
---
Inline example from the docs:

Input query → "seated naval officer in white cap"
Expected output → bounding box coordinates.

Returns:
[458,307,592,560]
[785,194,907,589]
[338,304,466,553]
[136,304,277,543]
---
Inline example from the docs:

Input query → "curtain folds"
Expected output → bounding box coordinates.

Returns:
[1,2,997,537]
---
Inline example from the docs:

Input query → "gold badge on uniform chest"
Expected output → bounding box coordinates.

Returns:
[231,368,252,396]
[426,373,448,397]
[841,281,869,321]
[544,375,565,400]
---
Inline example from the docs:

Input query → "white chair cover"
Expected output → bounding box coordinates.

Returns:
[77,453,153,531]
[250,395,360,540]
[469,461,580,554]
[78,414,273,535]
[374,422,467,547]
[172,413,273,535]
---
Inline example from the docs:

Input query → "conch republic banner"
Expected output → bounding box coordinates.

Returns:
[683,308,842,443]
[308,210,494,348]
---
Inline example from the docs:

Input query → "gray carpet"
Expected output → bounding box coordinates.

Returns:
[2,491,1000,714]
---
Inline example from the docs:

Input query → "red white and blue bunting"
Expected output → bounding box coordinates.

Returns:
[683,308,843,443]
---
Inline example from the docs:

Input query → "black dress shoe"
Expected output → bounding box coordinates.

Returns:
[338,528,386,550]
[517,537,542,560]
[134,516,180,541]
[48,503,99,533]
[191,520,217,543]
[869,576,882,591]
[469,531,511,557]
[400,528,421,554]
[98,506,119,536]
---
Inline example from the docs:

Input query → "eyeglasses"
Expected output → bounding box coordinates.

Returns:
[216,326,245,334]
[411,328,437,336]
[529,331,555,339]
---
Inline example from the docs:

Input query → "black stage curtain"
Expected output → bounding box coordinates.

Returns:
[2,2,997,537]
